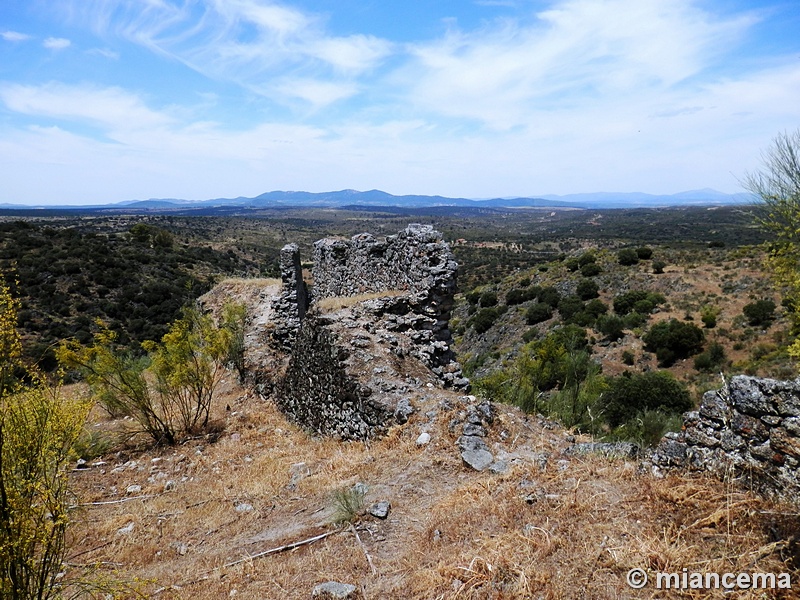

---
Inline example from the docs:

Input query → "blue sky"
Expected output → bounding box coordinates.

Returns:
[1,0,799,205]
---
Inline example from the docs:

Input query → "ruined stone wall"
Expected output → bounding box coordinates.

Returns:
[276,314,396,439]
[268,224,467,440]
[269,243,309,350]
[652,375,800,499]
[311,224,457,304]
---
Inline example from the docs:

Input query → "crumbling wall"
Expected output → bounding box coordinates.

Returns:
[652,375,800,500]
[269,243,309,350]
[269,224,467,440]
[276,315,396,439]
[311,224,457,303]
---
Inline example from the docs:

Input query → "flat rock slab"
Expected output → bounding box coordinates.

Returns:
[458,435,494,471]
[312,581,358,599]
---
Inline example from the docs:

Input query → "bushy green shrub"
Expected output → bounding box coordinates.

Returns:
[602,371,692,427]
[652,259,667,274]
[576,278,599,300]
[597,315,625,341]
[617,248,639,266]
[613,290,666,315]
[580,263,602,277]
[743,299,776,327]
[557,296,584,322]
[694,341,726,371]
[643,319,705,366]
[537,286,561,308]
[471,307,503,333]
[479,291,498,307]
[526,302,553,325]
[636,247,653,260]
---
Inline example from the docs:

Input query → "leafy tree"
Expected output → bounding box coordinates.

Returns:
[744,129,800,355]
[0,279,90,600]
[526,302,552,325]
[58,306,235,445]
[652,259,667,274]
[617,248,639,266]
[580,263,602,277]
[602,371,692,427]
[643,319,705,366]
[576,278,599,300]
[636,247,653,260]
[742,299,776,327]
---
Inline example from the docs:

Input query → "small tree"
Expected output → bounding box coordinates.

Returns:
[742,299,776,327]
[744,129,800,354]
[617,248,639,266]
[58,306,234,445]
[0,279,90,600]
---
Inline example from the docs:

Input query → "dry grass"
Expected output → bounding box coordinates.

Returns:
[65,376,800,599]
[314,290,407,313]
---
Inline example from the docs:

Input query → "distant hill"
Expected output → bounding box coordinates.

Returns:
[1,188,755,212]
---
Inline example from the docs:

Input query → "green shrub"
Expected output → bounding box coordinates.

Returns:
[479,291,498,307]
[505,288,528,305]
[537,286,561,308]
[602,371,692,427]
[565,257,580,272]
[621,350,635,365]
[617,248,639,266]
[580,263,602,277]
[652,259,667,274]
[576,278,599,300]
[584,299,608,317]
[614,290,665,315]
[557,296,584,322]
[526,302,553,325]
[578,252,597,266]
[465,290,481,305]
[597,315,625,341]
[636,247,653,260]
[643,319,705,366]
[471,307,502,333]
[743,299,776,327]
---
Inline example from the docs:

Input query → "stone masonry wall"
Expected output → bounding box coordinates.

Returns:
[269,224,467,440]
[269,243,309,350]
[311,224,458,303]
[652,375,800,500]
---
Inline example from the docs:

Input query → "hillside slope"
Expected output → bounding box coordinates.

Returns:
[65,280,799,599]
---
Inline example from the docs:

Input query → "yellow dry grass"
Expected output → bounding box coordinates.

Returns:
[314,290,407,313]
[65,375,800,599]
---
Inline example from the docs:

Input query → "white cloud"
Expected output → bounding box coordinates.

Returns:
[2,30,31,42]
[60,0,392,107]
[400,0,756,129]
[43,37,71,50]
[0,83,172,133]
[87,47,120,59]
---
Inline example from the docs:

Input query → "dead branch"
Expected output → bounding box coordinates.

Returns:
[350,523,377,576]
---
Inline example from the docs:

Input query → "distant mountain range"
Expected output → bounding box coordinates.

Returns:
[0,188,755,212]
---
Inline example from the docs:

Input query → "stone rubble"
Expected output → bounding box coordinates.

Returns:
[652,375,800,500]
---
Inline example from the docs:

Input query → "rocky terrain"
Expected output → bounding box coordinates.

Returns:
[63,225,800,599]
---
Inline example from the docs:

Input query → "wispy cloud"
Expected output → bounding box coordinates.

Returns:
[87,47,120,59]
[400,0,757,130]
[0,82,172,133]
[43,37,71,50]
[61,0,393,107]
[2,30,32,42]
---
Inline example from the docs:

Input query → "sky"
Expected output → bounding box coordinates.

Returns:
[1,0,799,205]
